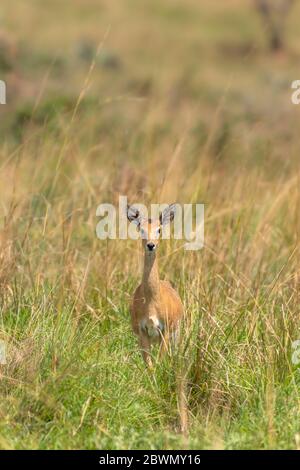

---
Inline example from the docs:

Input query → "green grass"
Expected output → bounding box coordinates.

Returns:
[1,0,300,450]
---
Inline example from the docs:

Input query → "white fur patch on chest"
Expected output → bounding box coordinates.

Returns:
[141,317,164,338]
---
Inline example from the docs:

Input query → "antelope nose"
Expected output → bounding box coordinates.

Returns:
[147,242,155,251]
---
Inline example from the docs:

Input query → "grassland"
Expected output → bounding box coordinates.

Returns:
[0,0,300,449]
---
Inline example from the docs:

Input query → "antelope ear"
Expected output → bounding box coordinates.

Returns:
[159,203,176,226]
[127,205,142,226]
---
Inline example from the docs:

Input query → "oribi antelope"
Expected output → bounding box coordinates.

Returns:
[127,204,184,366]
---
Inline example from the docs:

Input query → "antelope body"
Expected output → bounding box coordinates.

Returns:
[127,204,184,366]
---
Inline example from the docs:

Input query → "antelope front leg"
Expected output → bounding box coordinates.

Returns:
[139,332,153,367]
